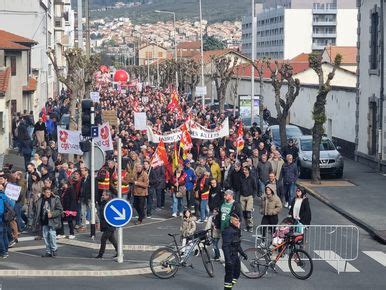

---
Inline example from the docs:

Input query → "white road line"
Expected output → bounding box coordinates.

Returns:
[314,250,359,272]
[9,245,62,252]
[363,251,386,267]
[58,239,160,251]
[17,236,39,242]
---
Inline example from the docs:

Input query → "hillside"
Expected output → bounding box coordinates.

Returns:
[75,0,253,24]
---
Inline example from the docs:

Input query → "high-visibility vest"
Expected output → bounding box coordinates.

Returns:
[112,171,129,195]
[98,169,110,190]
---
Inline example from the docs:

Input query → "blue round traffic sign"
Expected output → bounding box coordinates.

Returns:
[103,198,133,227]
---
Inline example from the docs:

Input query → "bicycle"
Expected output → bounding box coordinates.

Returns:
[241,232,313,280]
[149,229,215,279]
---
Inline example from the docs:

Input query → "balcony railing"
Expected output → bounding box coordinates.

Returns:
[312,32,336,38]
[312,8,337,14]
[313,20,336,26]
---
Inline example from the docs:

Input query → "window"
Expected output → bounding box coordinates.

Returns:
[10,56,16,76]
[370,11,379,70]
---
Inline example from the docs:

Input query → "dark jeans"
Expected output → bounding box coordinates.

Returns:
[58,216,74,235]
[186,189,194,208]
[0,223,9,256]
[155,188,165,208]
[14,202,26,231]
[23,154,31,170]
[133,196,146,222]
[147,188,154,216]
[260,215,279,237]
[223,251,240,288]
[98,230,117,256]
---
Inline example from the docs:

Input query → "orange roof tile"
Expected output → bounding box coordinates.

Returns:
[0,68,11,94]
[177,41,201,50]
[291,53,310,62]
[0,30,37,44]
[234,61,310,79]
[191,49,248,64]
[324,46,357,64]
[0,39,29,50]
[23,77,37,92]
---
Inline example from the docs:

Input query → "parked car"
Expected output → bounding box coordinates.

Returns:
[296,135,344,178]
[242,115,269,132]
[267,125,304,149]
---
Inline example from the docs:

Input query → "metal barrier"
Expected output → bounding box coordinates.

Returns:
[254,224,360,274]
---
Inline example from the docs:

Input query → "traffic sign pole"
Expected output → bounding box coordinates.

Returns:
[117,138,124,263]
[90,106,96,239]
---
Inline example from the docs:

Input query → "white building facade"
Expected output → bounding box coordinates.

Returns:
[242,0,358,59]
[356,0,386,171]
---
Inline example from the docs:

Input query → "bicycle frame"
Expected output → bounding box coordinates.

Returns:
[169,235,202,265]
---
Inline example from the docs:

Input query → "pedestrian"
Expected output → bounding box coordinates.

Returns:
[289,187,312,226]
[194,171,210,223]
[282,138,299,161]
[183,159,196,211]
[205,208,221,260]
[222,214,248,290]
[239,166,257,232]
[281,154,298,208]
[208,178,223,213]
[132,163,148,225]
[0,186,15,259]
[96,191,118,259]
[59,180,77,239]
[260,184,282,237]
[216,190,242,232]
[79,167,99,232]
[35,187,63,257]
[257,153,273,194]
[180,209,196,247]
[33,117,47,145]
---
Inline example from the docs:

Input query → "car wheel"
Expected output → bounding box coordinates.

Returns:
[335,168,343,178]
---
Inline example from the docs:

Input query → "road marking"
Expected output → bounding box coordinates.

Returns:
[17,236,39,242]
[58,239,160,251]
[314,250,359,272]
[9,245,60,252]
[0,267,153,277]
[363,251,386,267]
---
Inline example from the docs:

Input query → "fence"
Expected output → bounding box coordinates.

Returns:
[254,224,360,274]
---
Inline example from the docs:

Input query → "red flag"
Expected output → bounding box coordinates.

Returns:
[236,121,244,152]
[41,107,47,122]
[180,123,192,158]
[151,140,169,168]
[167,89,180,111]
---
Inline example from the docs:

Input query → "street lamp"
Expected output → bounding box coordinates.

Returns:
[251,0,256,126]
[155,10,178,91]
[199,0,205,109]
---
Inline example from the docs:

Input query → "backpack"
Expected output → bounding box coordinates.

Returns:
[0,196,16,223]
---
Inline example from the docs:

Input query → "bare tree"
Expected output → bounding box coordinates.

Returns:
[309,52,342,183]
[47,48,100,130]
[211,56,239,113]
[267,61,301,150]
[250,58,267,129]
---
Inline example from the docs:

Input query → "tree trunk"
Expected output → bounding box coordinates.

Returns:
[311,92,327,184]
[219,86,226,113]
[278,115,287,151]
[259,80,264,129]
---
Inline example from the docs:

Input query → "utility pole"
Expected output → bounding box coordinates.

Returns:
[85,0,90,56]
[117,138,123,263]
[77,0,83,49]
[199,0,205,108]
[379,0,385,171]
[251,0,256,126]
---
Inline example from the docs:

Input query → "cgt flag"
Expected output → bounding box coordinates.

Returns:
[179,123,192,159]
[57,128,83,155]
[236,121,244,152]
[150,140,169,168]
[94,122,114,151]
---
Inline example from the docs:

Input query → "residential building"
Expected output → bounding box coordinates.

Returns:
[137,43,168,65]
[177,41,201,59]
[0,0,55,115]
[241,0,358,59]
[227,59,357,157]
[356,0,386,171]
[0,30,37,154]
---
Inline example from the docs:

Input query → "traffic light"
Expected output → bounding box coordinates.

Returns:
[81,99,94,137]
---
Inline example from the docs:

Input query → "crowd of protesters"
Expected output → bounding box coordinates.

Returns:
[0,82,312,264]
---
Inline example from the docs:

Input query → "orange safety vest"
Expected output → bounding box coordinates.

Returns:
[98,169,110,191]
[112,171,129,195]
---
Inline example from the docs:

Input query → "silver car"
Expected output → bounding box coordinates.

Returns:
[297,135,344,178]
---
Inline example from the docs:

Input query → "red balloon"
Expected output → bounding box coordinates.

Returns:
[113,69,129,83]
[99,65,109,73]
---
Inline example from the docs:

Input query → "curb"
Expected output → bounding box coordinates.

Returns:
[0,267,152,277]
[298,182,386,245]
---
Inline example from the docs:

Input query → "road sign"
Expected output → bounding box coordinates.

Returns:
[104,198,133,227]
[83,144,105,171]
[196,86,207,96]
[91,126,99,137]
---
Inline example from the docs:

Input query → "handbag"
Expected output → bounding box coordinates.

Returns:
[176,185,186,198]
[295,220,305,234]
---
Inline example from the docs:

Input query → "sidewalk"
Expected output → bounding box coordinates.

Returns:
[299,158,386,244]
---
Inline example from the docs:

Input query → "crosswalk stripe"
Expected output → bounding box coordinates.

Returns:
[275,255,305,273]
[363,251,386,267]
[314,250,359,272]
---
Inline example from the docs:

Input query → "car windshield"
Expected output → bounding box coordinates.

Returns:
[271,127,302,141]
[300,139,336,151]
[242,116,262,127]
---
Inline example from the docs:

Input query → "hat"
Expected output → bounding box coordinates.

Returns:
[183,159,191,165]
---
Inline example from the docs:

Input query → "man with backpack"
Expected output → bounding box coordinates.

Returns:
[0,184,16,259]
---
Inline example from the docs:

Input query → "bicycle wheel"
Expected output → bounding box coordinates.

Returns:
[150,247,180,279]
[288,248,313,280]
[240,247,270,279]
[200,246,214,278]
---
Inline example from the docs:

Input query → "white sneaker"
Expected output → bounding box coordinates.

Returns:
[284,202,289,208]
[179,212,183,217]
[86,221,90,225]
[68,235,76,240]
[56,235,65,239]
[172,213,177,217]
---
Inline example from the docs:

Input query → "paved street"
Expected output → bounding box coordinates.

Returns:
[1,194,386,290]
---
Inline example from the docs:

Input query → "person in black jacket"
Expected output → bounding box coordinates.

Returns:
[239,167,257,232]
[79,167,99,232]
[288,188,311,225]
[208,178,223,212]
[96,191,118,259]
[58,180,77,239]
[229,162,243,202]
[222,214,247,290]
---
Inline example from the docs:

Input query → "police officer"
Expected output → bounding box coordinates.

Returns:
[222,213,248,290]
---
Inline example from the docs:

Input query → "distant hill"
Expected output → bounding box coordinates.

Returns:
[73,0,254,24]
